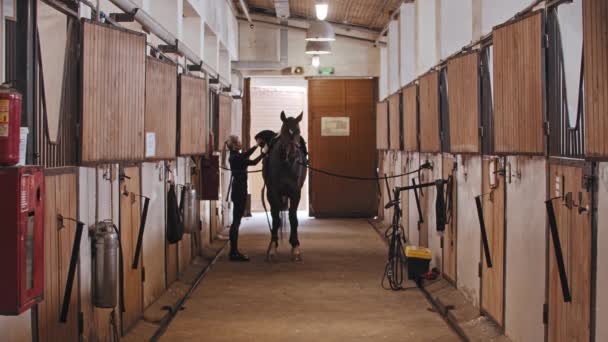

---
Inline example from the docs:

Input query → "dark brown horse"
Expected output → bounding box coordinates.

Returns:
[263,111,307,261]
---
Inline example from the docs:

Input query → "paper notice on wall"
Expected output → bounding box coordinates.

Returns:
[321,117,350,136]
[145,132,156,158]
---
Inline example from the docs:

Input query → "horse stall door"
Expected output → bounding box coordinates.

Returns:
[442,155,457,283]
[118,166,143,334]
[38,171,79,342]
[308,79,377,217]
[547,163,592,342]
[480,157,505,327]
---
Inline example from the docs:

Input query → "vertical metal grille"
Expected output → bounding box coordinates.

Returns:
[439,67,450,152]
[5,20,18,82]
[34,17,79,167]
[480,46,495,155]
[546,8,585,159]
[210,90,220,151]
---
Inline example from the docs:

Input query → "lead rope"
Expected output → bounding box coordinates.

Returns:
[110,309,120,341]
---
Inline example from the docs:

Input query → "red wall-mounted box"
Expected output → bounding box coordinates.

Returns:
[0,166,44,315]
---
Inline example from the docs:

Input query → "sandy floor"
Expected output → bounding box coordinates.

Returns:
[161,213,459,341]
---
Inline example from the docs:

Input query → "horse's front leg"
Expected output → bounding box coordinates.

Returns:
[289,193,302,261]
[266,207,281,261]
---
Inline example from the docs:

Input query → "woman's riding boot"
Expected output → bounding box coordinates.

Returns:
[229,227,250,262]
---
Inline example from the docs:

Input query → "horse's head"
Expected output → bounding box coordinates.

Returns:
[279,111,303,162]
[280,111,303,140]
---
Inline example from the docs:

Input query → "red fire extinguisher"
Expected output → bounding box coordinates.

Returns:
[0,84,22,166]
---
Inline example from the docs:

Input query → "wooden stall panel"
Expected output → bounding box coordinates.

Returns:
[480,158,505,327]
[388,93,401,150]
[218,95,233,147]
[442,155,457,283]
[583,0,608,158]
[419,72,440,153]
[119,166,143,334]
[145,58,177,160]
[179,75,208,155]
[402,84,418,152]
[448,52,480,153]
[376,101,389,150]
[547,163,591,342]
[493,12,544,154]
[81,21,146,162]
[39,172,78,342]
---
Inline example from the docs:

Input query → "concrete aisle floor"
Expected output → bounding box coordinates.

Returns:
[161,214,459,341]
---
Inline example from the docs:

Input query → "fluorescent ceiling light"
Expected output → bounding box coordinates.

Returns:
[305,41,332,55]
[312,55,320,68]
[305,20,336,42]
[315,1,328,20]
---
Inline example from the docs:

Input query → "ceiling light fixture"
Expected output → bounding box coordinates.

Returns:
[305,20,336,42]
[312,55,320,68]
[315,0,329,20]
[305,41,332,55]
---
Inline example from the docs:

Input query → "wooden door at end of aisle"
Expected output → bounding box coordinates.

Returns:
[442,155,457,283]
[547,163,591,342]
[308,78,377,217]
[119,166,143,335]
[480,157,505,327]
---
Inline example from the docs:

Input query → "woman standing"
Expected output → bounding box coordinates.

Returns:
[226,135,264,261]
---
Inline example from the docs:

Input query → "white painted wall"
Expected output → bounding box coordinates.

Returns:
[183,16,203,59]
[439,0,473,59]
[407,152,421,243]
[399,2,416,87]
[387,19,400,94]
[416,0,439,75]
[238,22,280,62]
[481,0,533,35]
[379,46,388,100]
[289,29,380,77]
[77,167,96,340]
[238,21,379,78]
[456,155,481,306]
[141,162,167,308]
[204,25,219,72]
[194,0,238,59]
[596,162,608,341]
[423,153,443,269]
[504,156,546,342]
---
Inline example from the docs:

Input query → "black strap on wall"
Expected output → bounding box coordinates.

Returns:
[132,197,150,269]
[60,221,85,323]
[412,178,424,224]
[545,199,572,302]
[475,196,493,268]
[435,180,447,232]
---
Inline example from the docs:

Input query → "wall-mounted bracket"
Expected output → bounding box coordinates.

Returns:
[582,163,594,192]
[158,44,179,54]
[109,9,137,22]
[187,63,203,72]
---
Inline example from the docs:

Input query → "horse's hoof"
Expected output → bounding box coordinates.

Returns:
[291,247,302,262]
[266,242,278,262]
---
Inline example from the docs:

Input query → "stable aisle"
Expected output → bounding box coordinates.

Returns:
[161,214,458,341]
